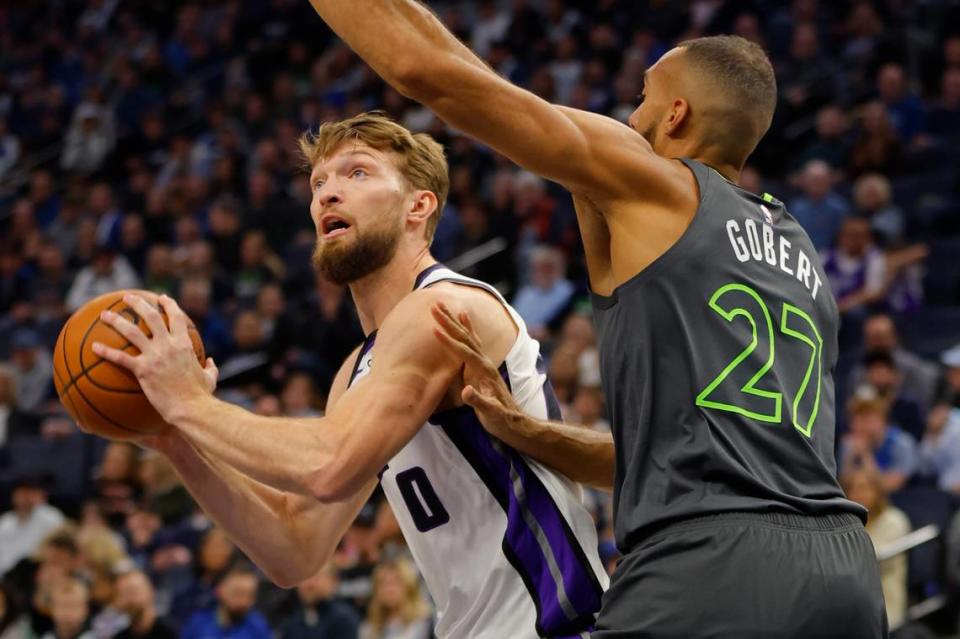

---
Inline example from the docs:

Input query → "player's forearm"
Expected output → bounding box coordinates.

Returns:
[495,413,615,491]
[306,0,491,94]
[168,395,346,501]
[156,433,346,586]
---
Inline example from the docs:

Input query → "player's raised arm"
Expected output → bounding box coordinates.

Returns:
[304,0,674,200]
[432,303,615,491]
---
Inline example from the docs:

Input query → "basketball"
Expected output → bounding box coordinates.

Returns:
[52,289,206,441]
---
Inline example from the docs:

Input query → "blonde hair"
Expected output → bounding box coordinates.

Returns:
[298,111,449,244]
[365,558,431,633]
[77,527,128,574]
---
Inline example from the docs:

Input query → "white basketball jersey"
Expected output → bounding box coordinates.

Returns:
[347,265,608,639]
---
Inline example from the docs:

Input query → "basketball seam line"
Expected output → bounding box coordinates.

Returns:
[59,297,132,395]
[58,310,145,435]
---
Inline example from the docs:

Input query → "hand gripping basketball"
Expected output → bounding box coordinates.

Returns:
[92,293,218,425]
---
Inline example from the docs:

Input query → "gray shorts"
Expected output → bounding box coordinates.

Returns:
[593,511,887,639]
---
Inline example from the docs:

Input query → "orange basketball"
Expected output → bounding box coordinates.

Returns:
[53,289,206,441]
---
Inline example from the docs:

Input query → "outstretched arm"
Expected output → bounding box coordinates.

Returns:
[93,292,462,502]
[432,303,614,491]
[305,0,677,202]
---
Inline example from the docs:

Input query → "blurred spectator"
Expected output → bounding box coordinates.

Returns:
[919,403,960,494]
[842,466,910,630]
[546,343,579,416]
[41,577,94,639]
[9,327,53,414]
[137,452,194,526]
[142,245,177,296]
[30,242,72,315]
[849,314,942,416]
[234,231,283,306]
[0,474,64,574]
[178,277,233,363]
[840,395,917,493]
[777,22,837,128]
[926,67,960,143]
[0,363,35,449]
[821,217,887,317]
[876,63,924,146]
[113,569,175,639]
[92,443,141,530]
[511,246,574,340]
[852,174,904,248]
[849,101,902,177]
[857,350,926,440]
[789,160,851,250]
[0,118,19,181]
[169,528,238,626]
[278,564,359,639]
[217,310,272,392]
[941,344,960,409]
[61,103,115,174]
[0,582,30,639]
[280,372,323,417]
[570,385,609,433]
[65,248,141,313]
[181,566,270,639]
[359,558,431,639]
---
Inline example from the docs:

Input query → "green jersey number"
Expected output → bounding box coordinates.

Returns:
[695,283,824,438]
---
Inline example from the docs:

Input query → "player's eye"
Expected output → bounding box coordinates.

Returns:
[350,168,367,178]
[313,179,325,191]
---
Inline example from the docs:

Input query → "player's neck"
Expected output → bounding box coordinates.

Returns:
[348,244,436,334]
[664,139,742,183]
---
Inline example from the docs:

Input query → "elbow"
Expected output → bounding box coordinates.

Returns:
[262,546,337,589]
[391,55,453,104]
[307,460,360,504]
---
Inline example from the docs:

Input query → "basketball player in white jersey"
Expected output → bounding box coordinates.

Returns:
[92,112,608,639]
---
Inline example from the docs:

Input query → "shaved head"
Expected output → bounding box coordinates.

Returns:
[679,36,776,162]
[629,35,777,171]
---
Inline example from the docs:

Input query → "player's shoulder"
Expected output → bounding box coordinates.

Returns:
[328,343,365,407]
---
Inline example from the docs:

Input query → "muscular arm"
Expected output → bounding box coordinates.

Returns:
[305,0,678,201]
[149,347,376,587]
[165,290,463,503]
[432,303,615,490]
[492,410,615,491]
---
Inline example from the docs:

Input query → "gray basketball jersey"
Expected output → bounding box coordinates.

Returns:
[349,265,607,638]
[591,159,865,552]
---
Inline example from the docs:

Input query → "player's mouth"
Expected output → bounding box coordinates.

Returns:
[320,214,353,239]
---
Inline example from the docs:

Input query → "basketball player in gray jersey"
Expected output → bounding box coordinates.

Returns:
[301,2,887,637]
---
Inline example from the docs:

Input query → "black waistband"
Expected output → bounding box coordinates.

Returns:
[631,510,864,550]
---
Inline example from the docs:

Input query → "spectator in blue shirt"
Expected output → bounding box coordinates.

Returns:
[181,567,270,639]
[841,395,918,493]
[511,245,574,341]
[788,160,850,250]
[876,63,925,145]
[920,403,960,493]
[279,563,359,639]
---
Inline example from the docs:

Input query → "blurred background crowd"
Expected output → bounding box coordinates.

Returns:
[1,0,960,637]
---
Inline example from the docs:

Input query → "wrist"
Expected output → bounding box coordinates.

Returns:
[164,394,219,432]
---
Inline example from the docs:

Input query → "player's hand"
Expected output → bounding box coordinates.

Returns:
[92,293,219,425]
[431,302,523,440]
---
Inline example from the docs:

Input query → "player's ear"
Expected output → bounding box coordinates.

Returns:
[663,98,690,137]
[407,189,438,227]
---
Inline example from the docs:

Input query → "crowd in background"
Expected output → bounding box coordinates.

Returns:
[1,0,960,637]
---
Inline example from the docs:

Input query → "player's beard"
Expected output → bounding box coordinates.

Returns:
[311,220,403,285]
